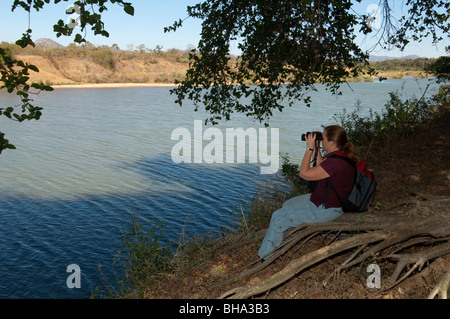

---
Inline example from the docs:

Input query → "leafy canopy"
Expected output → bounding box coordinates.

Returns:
[165,0,449,126]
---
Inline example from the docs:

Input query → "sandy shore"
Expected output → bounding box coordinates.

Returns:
[52,83,178,89]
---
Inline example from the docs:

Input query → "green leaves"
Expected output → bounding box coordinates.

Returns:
[12,1,136,44]
[123,3,134,16]
[169,0,373,126]
[2,0,135,154]
[333,85,449,150]
[0,133,16,155]
[425,55,450,83]
[391,0,449,50]
[169,0,448,127]
[0,44,52,152]
[120,215,174,292]
[15,29,35,48]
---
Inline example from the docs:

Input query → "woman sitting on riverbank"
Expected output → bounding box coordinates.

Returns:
[258,125,358,259]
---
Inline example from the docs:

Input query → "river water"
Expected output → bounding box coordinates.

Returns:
[0,78,439,298]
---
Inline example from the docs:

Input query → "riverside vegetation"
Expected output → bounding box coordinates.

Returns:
[0,40,437,86]
[94,82,449,299]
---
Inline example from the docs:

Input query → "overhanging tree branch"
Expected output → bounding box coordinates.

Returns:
[0,0,135,153]
[167,0,449,126]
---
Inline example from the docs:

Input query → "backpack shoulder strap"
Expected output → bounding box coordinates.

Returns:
[324,178,343,206]
[329,154,356,167]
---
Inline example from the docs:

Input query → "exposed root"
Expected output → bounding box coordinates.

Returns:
[428,266,450,299]
[219,196,450,299]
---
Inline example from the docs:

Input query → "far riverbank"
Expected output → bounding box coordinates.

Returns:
[52,83,177,89]
[50,72,432,89]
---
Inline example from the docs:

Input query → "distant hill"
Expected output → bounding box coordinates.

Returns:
[369,55,421,62]
[34,38,64,48]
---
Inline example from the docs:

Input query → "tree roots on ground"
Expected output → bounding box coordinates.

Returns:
[219,195,450,299]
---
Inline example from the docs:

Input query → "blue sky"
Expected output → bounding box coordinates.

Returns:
[0,0,203,52]
[0,0,447,58]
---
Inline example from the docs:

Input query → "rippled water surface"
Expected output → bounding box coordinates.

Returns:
[0,78,438,298]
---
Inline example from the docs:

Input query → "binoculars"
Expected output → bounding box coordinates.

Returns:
[301,131,323,141]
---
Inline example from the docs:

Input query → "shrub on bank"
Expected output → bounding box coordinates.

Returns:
[333,84,449,153]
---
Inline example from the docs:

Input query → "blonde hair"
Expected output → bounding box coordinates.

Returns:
[324,125,359,162]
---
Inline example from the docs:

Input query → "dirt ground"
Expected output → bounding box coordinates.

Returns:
[148,104,450,299]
